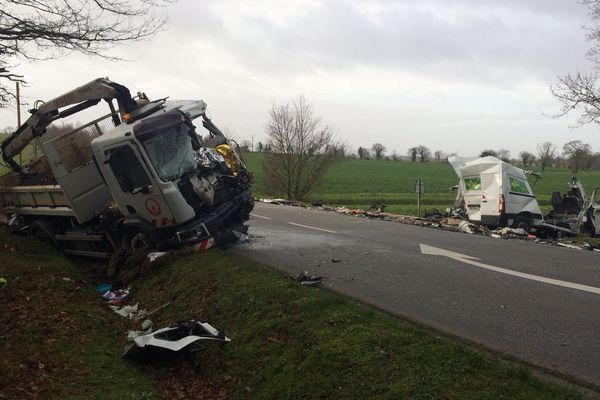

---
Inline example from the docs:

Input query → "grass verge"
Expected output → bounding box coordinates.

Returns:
[131,248,582,399]
[0,226,158,400]
[0,225,585,399]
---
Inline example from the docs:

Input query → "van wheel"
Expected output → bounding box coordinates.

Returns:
[512,215,531,231]
[122,231,152,250]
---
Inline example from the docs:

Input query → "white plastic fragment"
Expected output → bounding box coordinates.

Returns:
[147,251,168,262]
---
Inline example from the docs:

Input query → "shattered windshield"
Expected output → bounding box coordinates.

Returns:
[141,123,197,182]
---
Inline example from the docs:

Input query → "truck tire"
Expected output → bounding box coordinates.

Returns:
[121,230,152,250]
[30,219,59,246]
[512,215,532,231]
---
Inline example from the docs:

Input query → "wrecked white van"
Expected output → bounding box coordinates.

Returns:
[450,156,543,229]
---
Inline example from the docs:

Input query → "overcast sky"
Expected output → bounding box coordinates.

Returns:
[1,0,600,158]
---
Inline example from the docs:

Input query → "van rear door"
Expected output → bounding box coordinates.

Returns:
[480,172,500,225]
[463,175,482,221]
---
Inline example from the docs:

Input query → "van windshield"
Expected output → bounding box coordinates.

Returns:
[141,123,197,181]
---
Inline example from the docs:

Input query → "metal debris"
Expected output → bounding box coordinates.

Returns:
[122,317,230,357]
[297,272,323,285]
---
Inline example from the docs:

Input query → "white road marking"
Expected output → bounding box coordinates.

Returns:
[288,222,337,234]
[420,243,600,296]
[251,213,272,220]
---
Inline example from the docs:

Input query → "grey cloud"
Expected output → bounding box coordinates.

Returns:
[170,0,592,85]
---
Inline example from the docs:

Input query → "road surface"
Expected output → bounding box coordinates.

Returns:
[234,202,600,388]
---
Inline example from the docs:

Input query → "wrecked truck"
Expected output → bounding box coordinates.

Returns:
[549,176,600,235]
[0,78,253,257]
[449,156,543,230]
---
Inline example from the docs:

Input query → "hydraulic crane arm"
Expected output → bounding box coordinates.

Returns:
[1,78,138,173]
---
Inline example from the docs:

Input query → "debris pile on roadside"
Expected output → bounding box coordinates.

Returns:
[255,198,600,251]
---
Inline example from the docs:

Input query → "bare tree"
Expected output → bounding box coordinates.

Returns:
[497,149,511,162]
[519,151,535,167]
[537,141,556,171]
[416,145,431,162]
[550,1,600,126]
[563,140,592,173]
[0,0,171,106]
[408,147,417,162]
[357,146,370,160]
[433,150,446,163]
[391,150,399,161]
[480,149,498,157]
[371,143,386,160]
[263,96,343,200]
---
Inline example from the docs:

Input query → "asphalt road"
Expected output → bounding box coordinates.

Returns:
[234,202,600,388]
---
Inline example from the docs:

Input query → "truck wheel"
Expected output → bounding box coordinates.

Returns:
[30,219,59,246]
[512,215,531,231]
[122,231,152,250]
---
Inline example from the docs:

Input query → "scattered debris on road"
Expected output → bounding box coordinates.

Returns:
[255,197,600,252]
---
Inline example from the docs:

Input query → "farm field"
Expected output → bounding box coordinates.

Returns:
[3,141,600,216]
[244,152,600,215]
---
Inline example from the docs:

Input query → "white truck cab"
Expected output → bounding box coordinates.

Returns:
[0,79,253,256]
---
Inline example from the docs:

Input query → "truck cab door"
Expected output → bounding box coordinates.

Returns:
[104,144,177,228]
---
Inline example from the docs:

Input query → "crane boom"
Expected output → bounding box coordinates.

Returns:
[1,78,138,173]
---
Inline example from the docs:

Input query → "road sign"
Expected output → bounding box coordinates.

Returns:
[416,179,424,216]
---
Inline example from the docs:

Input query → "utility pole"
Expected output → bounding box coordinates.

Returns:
[251,135,254,153]
[16,82,22,165]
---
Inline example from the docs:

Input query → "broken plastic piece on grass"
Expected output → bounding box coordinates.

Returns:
[121,317,230,357]
[147,251,167,262]
[298,272,323,285]
[111,303,139,319]
[141,319,153,331]
[127,319,154,341]
[102,288,129,303]
[0,277,6,284]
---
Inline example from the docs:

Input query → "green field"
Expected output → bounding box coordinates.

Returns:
[244,153,600,215]
[4,142,600,217]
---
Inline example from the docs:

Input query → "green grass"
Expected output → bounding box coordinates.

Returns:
[245,153,600,215]
[129,248,582,399]
[0,226,587,399]
[0,227,158,400]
